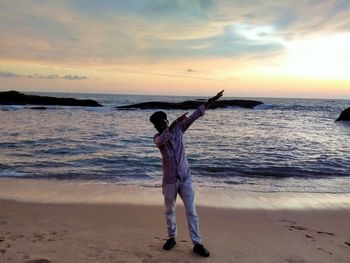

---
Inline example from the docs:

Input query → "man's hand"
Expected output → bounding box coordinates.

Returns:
[204,90,224,109]
[169,112,188,130]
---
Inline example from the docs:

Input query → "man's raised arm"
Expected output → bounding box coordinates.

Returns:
[179,90,224,132]
[204,90,224,110]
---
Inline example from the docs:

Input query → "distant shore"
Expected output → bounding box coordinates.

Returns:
[0,178,350,262]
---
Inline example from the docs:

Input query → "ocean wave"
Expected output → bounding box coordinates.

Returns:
[193,165,350,178]
[0,142,21,148]
[0,165,27,177]
[1,93,350,193]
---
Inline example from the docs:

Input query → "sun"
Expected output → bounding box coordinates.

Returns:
[280,33,350,79]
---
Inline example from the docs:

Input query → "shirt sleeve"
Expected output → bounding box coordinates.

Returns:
[153,128,172,148]
[178,104,206,132]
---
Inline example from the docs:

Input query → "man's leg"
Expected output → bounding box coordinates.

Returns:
[162,182,178,240]
[178,180,202,244]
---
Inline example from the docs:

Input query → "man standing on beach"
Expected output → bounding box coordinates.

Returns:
[150,90,224,257]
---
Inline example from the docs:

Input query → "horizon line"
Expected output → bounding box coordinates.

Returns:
[1,89,350,101]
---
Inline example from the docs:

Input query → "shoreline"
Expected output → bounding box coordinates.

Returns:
[0,178,349,209]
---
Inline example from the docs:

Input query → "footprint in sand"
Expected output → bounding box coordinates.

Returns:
[305,234,315,241]
[280,220,344,257]
[288,225,309,231]
[317,247,333,255]
[285,259,306,263]
[30,231,60,243]
[24,259,51,263]
[32,233,45,242]
[280,220,339,247]
[281,220,336,238]
[316,231,335,236]
[279,219,297,225]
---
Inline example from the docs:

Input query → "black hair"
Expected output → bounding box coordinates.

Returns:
[150,111,167,125]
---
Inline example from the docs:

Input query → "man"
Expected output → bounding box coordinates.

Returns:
[149,90,224,257]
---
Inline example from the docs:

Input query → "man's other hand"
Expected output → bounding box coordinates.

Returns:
[205,90,224,109]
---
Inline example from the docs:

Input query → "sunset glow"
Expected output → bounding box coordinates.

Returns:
[281,33,350,79]
[1,0,350,98]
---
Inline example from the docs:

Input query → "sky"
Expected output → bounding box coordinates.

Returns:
[1,0,350,98]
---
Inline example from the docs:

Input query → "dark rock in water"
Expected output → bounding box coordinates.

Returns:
[116,99,263,110]
[336,107,350,121]
[0,90,102,107]
[29,106,48,110]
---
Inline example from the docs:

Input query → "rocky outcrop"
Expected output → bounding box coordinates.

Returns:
[336,107,350,121]
[0,91,102,107]
[116,99,263,110]
[29,106,48,110]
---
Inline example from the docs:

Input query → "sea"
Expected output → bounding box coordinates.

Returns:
[1,92,350,193]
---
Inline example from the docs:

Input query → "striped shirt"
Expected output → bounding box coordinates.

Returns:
[153,105,206,186]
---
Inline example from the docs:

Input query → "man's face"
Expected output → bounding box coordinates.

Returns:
[155,118,169,132]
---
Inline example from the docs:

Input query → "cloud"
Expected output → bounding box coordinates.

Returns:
[36,74,59,79]
[0,0,350,66]
[0,71,87,80]
[69,0,214,21]
[0,71,20,78]
[146,23,285,60]
[64,75,87,80]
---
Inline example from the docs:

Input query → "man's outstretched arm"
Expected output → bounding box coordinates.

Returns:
[179,90,224,132]
[204,90,224,110]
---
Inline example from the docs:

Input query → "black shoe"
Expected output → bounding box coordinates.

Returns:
[193,244,210,257]
[163,238,176,250]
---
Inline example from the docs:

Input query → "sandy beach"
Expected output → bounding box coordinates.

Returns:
[0,179,349,263]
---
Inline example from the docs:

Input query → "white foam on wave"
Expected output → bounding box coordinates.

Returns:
[0,169,27,177]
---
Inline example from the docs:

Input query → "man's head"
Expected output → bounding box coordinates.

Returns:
[150,111,169,133]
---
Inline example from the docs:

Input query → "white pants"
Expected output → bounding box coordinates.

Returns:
[162,179,202,244]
